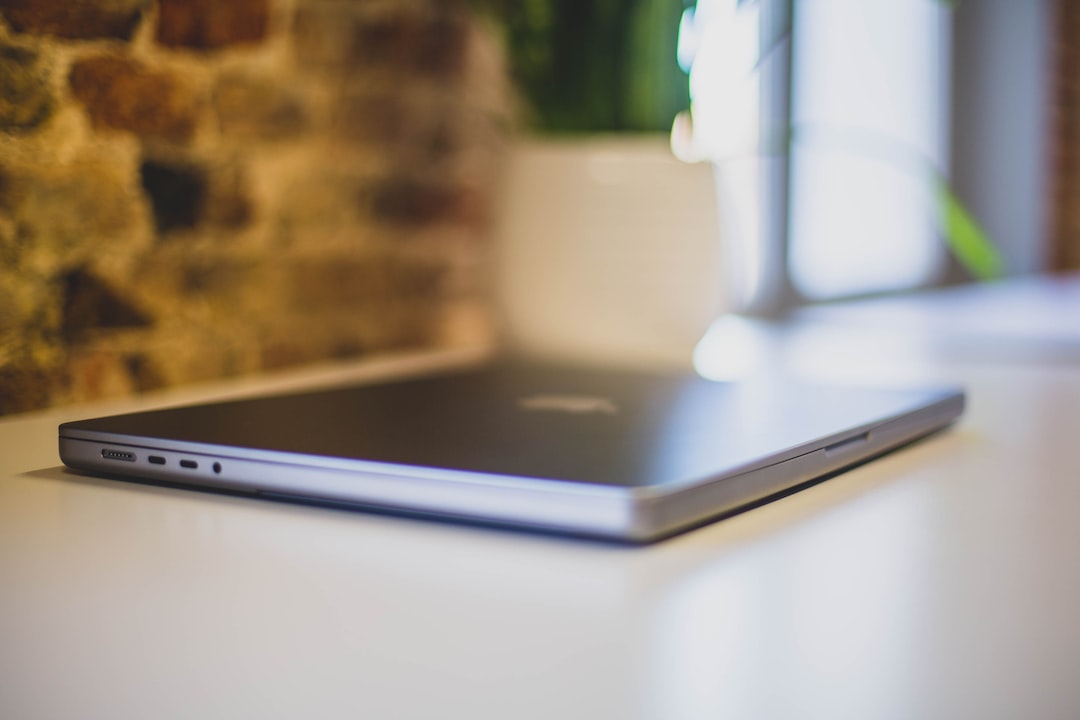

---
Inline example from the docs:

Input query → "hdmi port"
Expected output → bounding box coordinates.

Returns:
[101,449,136,462]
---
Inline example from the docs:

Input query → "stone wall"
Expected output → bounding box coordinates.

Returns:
[0,0,508,414]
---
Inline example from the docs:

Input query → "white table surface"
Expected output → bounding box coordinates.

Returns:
[4,283,1080,720]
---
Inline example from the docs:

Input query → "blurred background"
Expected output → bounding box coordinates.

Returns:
[0,0,1075,414]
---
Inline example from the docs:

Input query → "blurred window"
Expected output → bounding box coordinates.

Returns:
[679,0,951,309]
[788,0,950,300]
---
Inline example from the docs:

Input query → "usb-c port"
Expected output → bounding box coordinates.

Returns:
[148,455,166,465]
[179,459,198,469]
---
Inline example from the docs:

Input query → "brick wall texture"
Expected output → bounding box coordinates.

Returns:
[0,0,509,414]
[1052,0,1080,271]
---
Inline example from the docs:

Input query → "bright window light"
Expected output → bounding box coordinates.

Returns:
[788,0,950,299]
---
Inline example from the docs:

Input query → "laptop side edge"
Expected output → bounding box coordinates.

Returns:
[630,389,966,540]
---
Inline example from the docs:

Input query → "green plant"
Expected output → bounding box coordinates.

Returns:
[473,0,691,133]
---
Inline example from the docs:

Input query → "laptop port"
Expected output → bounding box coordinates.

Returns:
[101,449,136,462]
[179,459,198,469]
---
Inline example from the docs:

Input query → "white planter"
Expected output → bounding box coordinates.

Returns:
[492,136,728,369]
